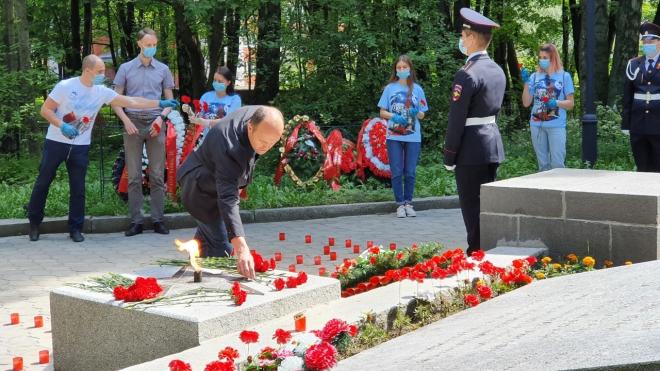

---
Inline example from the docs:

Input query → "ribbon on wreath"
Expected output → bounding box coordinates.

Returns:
[356,117,391,180]
[323,129,344,191]
[165,121,178,201]
[274,118,328,187]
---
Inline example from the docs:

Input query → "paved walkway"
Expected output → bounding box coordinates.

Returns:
[0,209,466,370]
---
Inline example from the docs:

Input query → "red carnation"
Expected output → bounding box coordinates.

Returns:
[113,276,163,302]
[369,246,380,255]
[512,259,525,269]
[369,256,377,265]
[251,250,271,273]
[318,318,350,342]
[464,294,480,307]
[230,282,248,306]
[181,95,191,104]
[81,116,91,124]
[348,324,359,337]
[169,359,192,371]
[258,346,277,359]
[542,96,549,103]
[203,101,209,112]
[273,278,285,291]
[239,330,259,344]
[270,258,277,270]
[525,256,537,266]
[218,346,240,362]
[304,341,338,370]
[296,271,308,285]
[286,276,298,288]
[396,252,404,260]
[477,285,493,299]
[204,360,234,371]
[470,249,485,261]
[273,328,292,344]
[420,99,427,106]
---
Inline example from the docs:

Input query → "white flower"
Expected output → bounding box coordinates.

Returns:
[293,332,320,348]
[278,356,304,371]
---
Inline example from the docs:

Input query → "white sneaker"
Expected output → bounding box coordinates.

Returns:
[396,205,406,218]
[404,204,416,217]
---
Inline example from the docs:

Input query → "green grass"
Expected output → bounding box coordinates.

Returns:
[0,123,635,219]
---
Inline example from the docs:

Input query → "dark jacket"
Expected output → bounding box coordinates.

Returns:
[622,56,660,135]
[444,53,506,166]
[177,106,259,240]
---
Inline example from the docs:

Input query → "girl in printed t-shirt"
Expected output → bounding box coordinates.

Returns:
[377,55,429,218]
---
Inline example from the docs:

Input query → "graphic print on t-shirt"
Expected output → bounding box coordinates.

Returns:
[531,76,563,122]
[388,91,418,136]
[205,102,228,119]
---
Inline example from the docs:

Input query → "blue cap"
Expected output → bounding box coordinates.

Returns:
[640,22,660,40]
[460,8,500,34]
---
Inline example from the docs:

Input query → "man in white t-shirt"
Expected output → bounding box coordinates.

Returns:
[27,54,178,242]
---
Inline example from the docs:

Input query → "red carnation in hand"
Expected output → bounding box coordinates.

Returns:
[304,341,338,370]
[273,278,285,291]
[477,285,493,299]
[81,116,91,124]
[470,249,485,261]
[239,330,259,344]
[181,95,191,104]
[169,359,192,371]
[464,294,480,307]
[273,328,292,344]
[317,318,350,342]
[296,271,308,285]
[193,99,201,113]
[204,360,234,371]
[218,346,240,362]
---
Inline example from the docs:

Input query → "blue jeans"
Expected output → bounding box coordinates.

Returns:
[386,140,421,205]
[530,126,566,171]
[194,218,234,257]
[28,139,90,232]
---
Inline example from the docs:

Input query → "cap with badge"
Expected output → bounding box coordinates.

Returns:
[460,7,500,34]
[640,22,660,40]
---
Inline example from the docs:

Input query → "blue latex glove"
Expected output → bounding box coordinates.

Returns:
[547,98,558,109]
[521,68,530,84]
[391,114,407,125]
[159,99,180,108]
[60,123,79,139]
[408,107,419,119]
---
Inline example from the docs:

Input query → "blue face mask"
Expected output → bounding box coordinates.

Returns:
[143,47,157,58]
[396,69,410,80]
[212,81,226,92]
[93,74,105,85]
[458,38,468,55]
[539,59,551,70]
[643,44,657,58]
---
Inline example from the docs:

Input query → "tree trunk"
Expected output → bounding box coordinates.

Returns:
[453,0,470,33]
[654,0,660,26]
[226,8,240,78]
[117,0,136,60]
[158,7,170,66]
[67,0,82,73]
[14,0,29,71]
[483,0,492,18]
[562,0,570,72]
[173,1,206,98]
[207,5,226,86]
[569,0,581,76]
[82,0,92,56]
[254,0,281,104]
[608,0,642,106]
[475,0,482,13]
[579,0,609,107]
[105,0,117,69]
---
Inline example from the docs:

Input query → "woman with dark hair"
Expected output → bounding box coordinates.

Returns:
[193,66,242,130]
[522,43,575,171]
[377,55,429,218]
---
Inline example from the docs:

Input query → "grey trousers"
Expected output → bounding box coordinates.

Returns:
[123,111,165,224]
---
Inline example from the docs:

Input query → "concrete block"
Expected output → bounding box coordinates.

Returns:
[560,220,612,263]
[51,270,340,371]
[481,186,563,218]
[565,192,658,225]
[518,216,565,250]
[479,213,518,250]
[611,225,659,265]
[0,219,29,237]
[90,215,131,234]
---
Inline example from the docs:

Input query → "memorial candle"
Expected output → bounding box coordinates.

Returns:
[345,239,352,247]
[10,313,19,325]
[39,350,49,364]
[328,237,335,246]
[323,245,331,255]
[314,256,322,265]
[296,255,304,264]
[34,315,43,328]
[279,232,286,241]
[274,251,283,261]
[330,252,337,261]
[12,357,23,371]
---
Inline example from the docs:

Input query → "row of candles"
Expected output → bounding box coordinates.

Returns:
[275,233,397,276]
[7,313,50,370]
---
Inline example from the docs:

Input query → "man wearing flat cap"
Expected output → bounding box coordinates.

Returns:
[443,8,505,255]
[622,22,660,172]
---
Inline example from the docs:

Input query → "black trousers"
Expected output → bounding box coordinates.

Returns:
[630,133,660,172]
[455,163,499,252]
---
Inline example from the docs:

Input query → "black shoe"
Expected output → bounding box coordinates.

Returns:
[29,224,40,242]
[125,223,143,237]
[466,247,479,257]
[70,230,84,243]
[153,222,169,235]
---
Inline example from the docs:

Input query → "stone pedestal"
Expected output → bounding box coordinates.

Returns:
[51,270,339,371]
[481,168,660,264]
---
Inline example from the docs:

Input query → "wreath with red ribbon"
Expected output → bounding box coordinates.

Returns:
[274,115,328,187]
[356,117,391,179]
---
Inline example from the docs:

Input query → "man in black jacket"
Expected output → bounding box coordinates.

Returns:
[444,8,505,255]
[178,106,284,279]
[622,22,660,172]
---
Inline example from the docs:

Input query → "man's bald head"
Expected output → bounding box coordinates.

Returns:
[81,54,106,83]
[247,106,285,155]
